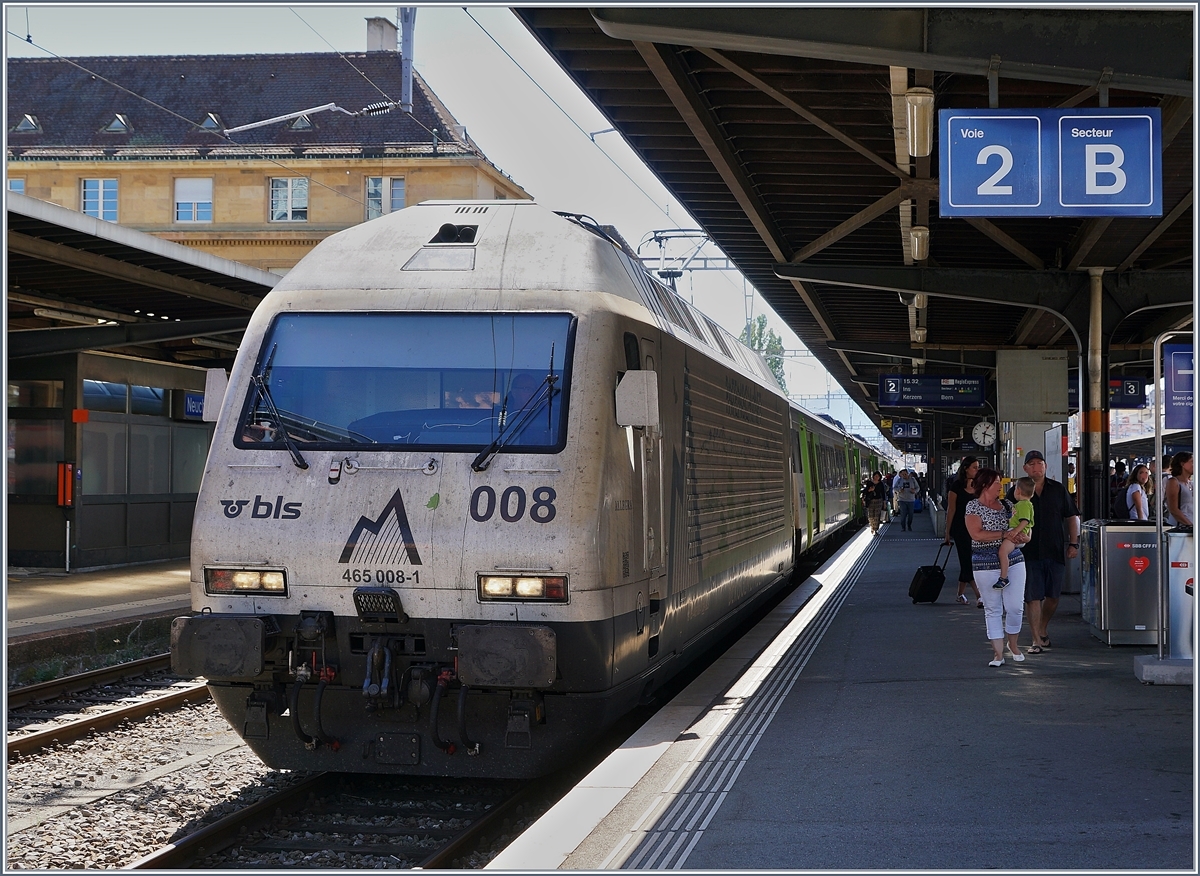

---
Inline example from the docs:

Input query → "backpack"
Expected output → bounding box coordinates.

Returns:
[1112,486,1130,519]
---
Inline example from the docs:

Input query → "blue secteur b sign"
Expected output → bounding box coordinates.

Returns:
[940,108,1161,218]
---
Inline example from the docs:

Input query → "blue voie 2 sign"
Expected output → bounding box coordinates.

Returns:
[879,375,986,408]
[941,108,1161,218]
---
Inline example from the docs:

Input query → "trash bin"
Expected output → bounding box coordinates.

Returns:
[1167,526,1194,660]
[1080,519,1159,645]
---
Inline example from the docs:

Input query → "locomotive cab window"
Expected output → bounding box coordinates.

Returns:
[235,312,575,452]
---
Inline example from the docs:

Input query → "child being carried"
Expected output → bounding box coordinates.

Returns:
[995,476,1035,589]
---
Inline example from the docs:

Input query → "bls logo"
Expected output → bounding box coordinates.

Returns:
[221,495,302,520]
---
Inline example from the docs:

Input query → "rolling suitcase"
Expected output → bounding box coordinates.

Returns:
[909,543,950,604]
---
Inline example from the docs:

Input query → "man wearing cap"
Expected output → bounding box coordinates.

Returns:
[1008,450,1080,653]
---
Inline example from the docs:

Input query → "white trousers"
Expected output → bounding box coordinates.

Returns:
[974,564,1026,639]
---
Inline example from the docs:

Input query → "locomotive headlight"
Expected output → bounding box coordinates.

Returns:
[514,577,545,597]
[478,574,567,602]
[204,567,288,596]
[480,576,514,598]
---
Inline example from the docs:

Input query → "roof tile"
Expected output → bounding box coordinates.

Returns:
[7,53,473,153]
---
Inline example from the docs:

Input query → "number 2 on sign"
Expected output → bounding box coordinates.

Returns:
[976,144,1014,195]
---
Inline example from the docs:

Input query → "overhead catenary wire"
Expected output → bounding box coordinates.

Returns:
[461,7,686,232]
[285,6,480,157]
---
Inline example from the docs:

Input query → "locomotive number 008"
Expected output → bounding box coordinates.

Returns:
[470,485,557,524]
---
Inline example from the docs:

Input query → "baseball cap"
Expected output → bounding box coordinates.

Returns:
[1024,450,1045,464]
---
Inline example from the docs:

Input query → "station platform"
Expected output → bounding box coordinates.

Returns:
[7,559,191,642]
[6,560,191,682]
[490,511,1194,870]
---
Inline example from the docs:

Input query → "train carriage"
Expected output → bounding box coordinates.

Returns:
[173,201,876,777]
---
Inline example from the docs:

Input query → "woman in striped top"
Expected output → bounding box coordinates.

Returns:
[965,468,1031,667]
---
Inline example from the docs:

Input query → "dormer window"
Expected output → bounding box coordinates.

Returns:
[199,113,223,131]
[289,115,312,130]
[13,114,40,133]
[104,114,131,133]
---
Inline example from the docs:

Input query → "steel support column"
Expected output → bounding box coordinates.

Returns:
[1082,268,1110,520]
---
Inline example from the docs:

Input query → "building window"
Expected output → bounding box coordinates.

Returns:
[8,380,63,408]
[83,379,127,413]
[289,115,312,130]
[366,177,405,220]
[270,177,308,222]
[104,113,131,133]
[13,114,40,133]
[174,178,213,222]
[82,178,118,221]
[8,179,25,194]
[199,113,222,131]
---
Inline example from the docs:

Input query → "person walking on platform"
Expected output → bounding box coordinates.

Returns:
[862,471,888,537]
[1124,464,1151,520]
[895,468,919,531]
[945,456,984,608]
[966,467,1029,666]
[1008,450,1079,654]
[1164,451,1194,527]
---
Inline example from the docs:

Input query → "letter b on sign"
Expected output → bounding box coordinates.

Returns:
[1085,145,1126,194]
[1059,114,1154,209]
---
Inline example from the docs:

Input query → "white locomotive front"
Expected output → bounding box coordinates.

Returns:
[174,201,796,776]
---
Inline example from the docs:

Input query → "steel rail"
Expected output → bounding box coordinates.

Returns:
[416,781,540,868]
[8,682,210,759]
[123,772,334,869]
[126,772,524,870]
[7,654,173,710]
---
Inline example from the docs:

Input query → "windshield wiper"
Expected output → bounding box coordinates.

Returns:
[471,347,559,472]
[250,344,309,470]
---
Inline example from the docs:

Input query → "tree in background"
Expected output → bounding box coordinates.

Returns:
[739,314,787,393]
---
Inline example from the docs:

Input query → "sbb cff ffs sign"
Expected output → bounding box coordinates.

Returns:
[941,107,1161,218]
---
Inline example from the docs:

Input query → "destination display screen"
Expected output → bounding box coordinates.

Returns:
[878,375,986,408]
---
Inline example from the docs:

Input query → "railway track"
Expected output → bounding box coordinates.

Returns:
[8,655,210,760]
[125,772,535,869]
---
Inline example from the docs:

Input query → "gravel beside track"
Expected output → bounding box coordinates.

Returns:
[5,701,310,870]
[5,700,558,870]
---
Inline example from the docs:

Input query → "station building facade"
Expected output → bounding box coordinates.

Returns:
[5,18,528,273]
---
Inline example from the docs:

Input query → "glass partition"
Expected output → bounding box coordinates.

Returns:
[6,420,64,494]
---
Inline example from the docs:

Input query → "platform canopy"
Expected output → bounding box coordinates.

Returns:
[515,7,1194,436]
[7,192,277,365]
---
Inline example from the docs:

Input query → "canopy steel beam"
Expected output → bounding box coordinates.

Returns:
[774,265,1192,345]
[8,232,262,312]
[9,317,251,358]
[632,38,844,347]
[631,41,791,263]
[791,179,937,264]
[963,218,1045,270]
[698,47,908,180]
[1118,190,1194,272]
[592,8,1193,96]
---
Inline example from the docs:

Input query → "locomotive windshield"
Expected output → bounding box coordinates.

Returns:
[235,312,575,451]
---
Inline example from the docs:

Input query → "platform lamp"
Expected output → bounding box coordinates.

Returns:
[910,225,930,261]
[905,87,935,157]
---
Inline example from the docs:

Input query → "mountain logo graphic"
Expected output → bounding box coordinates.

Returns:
[339,489,423,565]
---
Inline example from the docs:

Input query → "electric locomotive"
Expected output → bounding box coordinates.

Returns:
[173,201,876,777]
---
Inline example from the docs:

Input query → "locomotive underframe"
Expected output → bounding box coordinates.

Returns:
[182,611,639,777]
